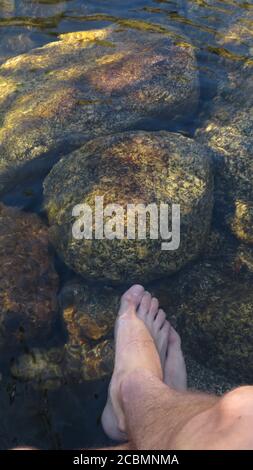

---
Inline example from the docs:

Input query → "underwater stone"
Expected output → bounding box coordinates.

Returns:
[0,32,35,65]
[0,25,199,195]
[197,65,253,245]
[11,281,118,387]
[11,340,115,389]
[59,280,119,343]
[177,263,253,383]
[151,239,253,383]
[0,203,59,349]
[44,131,213,284]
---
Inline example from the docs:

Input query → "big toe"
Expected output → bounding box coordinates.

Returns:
[118,284,144,316]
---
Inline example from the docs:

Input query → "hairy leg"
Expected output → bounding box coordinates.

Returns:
[121,371,253,450]
[174,385,253,450]
[120,369,217,449]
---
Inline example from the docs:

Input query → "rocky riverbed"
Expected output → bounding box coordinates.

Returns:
[0,0,252,449]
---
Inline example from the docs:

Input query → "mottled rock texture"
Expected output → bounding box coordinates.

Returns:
[11,281,118,388]
[0,203,59,349]
[197,64,253,245]
[44,131,213,284]
[151,237,253,382]
[0,26,199,194]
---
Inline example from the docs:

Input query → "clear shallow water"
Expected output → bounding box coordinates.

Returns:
[0,0,252,449]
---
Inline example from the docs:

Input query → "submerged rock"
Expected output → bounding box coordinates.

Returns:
[44,131,213,284]
[178,264,253,383]
[183,0,253,60]
[11,281,118,388]
[11,340,114,390]
[0,203,59,349]
[15,0,67,18]
[197,64,253,245]
[0,32,35,65]
[186,0,253,247]
[151,240,253,383]
[0,25,199,195]
[196,49,253,244]
[60,281,118,343]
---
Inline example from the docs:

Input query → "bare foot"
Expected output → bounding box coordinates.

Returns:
[101,285,187,442]
[101,285,163,441]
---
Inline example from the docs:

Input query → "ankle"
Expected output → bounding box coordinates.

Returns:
[120,368,159,408]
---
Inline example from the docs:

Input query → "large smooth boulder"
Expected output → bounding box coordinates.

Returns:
[0,203,59,349]
[0,25,199,194]
[44,131,213,284]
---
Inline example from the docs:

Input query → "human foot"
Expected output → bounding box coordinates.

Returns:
[101,285,165,442]
[101,285,186,442]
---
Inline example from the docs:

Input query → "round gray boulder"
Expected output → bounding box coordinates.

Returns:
[44,130,213,284]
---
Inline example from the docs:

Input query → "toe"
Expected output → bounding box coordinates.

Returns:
[161,320,171,338]
[165,325,187,391]
[137,291,152,320]
[118,284,145,316]
[157,320,171,366]
[169,326,181,347]
[146,297,159,328]
[153,309,166,333]
[149,297,159,318]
